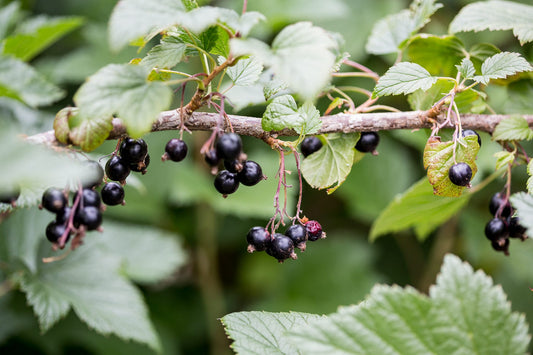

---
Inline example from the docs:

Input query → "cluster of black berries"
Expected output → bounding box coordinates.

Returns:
[204,133,264,196]
[246,220,326,263]
[448,130,481,187]
[300,131,381,158]
[484,192,528,255]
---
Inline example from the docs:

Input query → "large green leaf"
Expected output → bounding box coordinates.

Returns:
[473,52,532,85]
[140,35,187,69]
[262,95,321,135]
[449,0,533,45]
[222,255,530,355]
[366,0,443,55]
[423,135,480,197]
[301,133,360,193]
[0,55,64,107]
[492,116,533,141]
[2,16,83,61]
[406,35,466,76]
[370,178,470,241]
[408,79,484,113]
[222,56,263,87]
[373,62,438,98]
[74,63,172,138]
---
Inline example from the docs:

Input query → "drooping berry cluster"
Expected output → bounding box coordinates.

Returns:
[246,220,326,263]
[205,133,265,196]
[484,192,528,255]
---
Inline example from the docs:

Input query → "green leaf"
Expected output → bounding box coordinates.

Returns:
[2,16,83,61]
[449,0,533,45]
[423,135,480,197]
[366,0,443,55]
[262,94,301,131]
[456,58,475,80]
[473,52,532,85]
[140,35,187,69]
[505,79,533,114]
[407,79,483,113]
[282,254,529,355]
[528,161,533,195]
[370,178,470,241]
[74,63,172,138]
[0,55,64,107]
[296,101,322,135]
[0,2,21,40]
[201,26,230,56]
[494,151,515,171]
[181,0,198,11]
[510,192,533,238]
[221,56,263,86]
[406,35,466,76]
[67,114,114,152]
[222,312,323,355]
[301,133,359,193]
[373,62,438,98]
[492,116,533,141]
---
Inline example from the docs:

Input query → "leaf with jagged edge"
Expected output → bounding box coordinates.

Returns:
[473,52,532,85]
[406,35,466,76]
[140,35,187,69]
[301,133,359,194]
[494,151,515,172]
[511,192,533,238]
[492,116,533,141]
[449,0,533,45]
[219,56,263,86]
[423,135,480,197]
[456,58,476,80]
[373,62,438,98]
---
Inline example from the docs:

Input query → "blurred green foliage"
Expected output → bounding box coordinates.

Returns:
[0,0,532,354]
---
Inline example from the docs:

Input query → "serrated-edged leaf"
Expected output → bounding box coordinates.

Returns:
[494,151,515,171]
[200,25,230,57]
[95,222,187,284]
[449,0,533,45]
[74,63,172,138]
[473,52,532,85]
[0,55,64,107]
[407,79,483,113]
[296,101,322,135]
[374,62,438,97]
[528,161,533,195]
[406,34,466,76]
[221,55,262,86]
[2,16,83,61]
[283,254,529,355]
[492,115,533,141]
[511,192,533,238]
[457,58,476,79]
[222,311,323,355]
[366,0,443,55]
[301,133,358,193]
[140,35,187,69]
[262,94,301,132]
[423,135,480,197]
[181,0,198,11]
[370,178,470,241]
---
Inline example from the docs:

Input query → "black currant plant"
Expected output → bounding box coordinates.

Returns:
[1,0,533,353]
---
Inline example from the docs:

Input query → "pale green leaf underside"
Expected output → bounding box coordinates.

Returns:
[221,56,263,86]
[510,192,533,238]
[473,52,532,85]
[449,0,533,45]
[373,62,437,97]
[370,178,470,241]
[284,254,529,355]
[74,63,172,138]
[301,133,358,193]
[222,311,323,355]
[457,58,475,79]
[0,55,64,107]
[492,116,533,141]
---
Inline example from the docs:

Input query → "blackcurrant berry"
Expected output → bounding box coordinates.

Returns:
[448,162,472,187]
[237,160,263,186]
[485,218,508,241]
[246,227,271,253]
[266,234,297,262]
[45,221,70,243]
[491,237,510,255]
[83,160,104,188]
[214,170,239,195]
[75,206,102,231]
[0,187,20,205]
[509,217,527,240]
[355,132,380,153]
[300,137,322,157]
[101,182,125,206]
[164,139,188,162]
[285,224,308,251]
[120,138,148,164]
[216,133,242,161]
[74,188,101,208]
[224,159,242,173]
[42,188,67,214]
[305,220,325,241]
[461,129,481,147]
[130,154,150,174]
[489,192,512,218]
[204,149,219,167]
[105,156,130,182]
[55,206,72,224]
